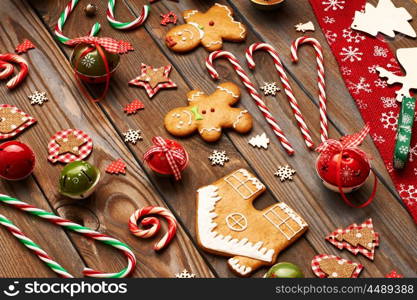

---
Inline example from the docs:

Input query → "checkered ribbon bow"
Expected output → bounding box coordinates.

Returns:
[144,137,186,181]
[65,36,133,54]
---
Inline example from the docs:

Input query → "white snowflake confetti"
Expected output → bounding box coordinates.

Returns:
[398,184,417,206]
[342,28,365,43]
[348,77,372,94]
[368,65,380,74]
[123,129,142,144]
[175,269,196,278]
[341,66,352,76]
[374,78,387,88]
[248,132,270,149]
[340,46,363,62]
[406,101,415,110]
[381,97,397,108]
[28,90,48,105]
[322,0,345,11]
[260,82,280,96]
[402,113,413,126]
[325,30,338,45]
[380,111,398,131]
[274,165,296,182]
[397,134,408,143]
[323,16,335,24]
[81,54,95,68]
[398,145,409,155]
[410,144,417,162]
[208,150,229,166]
[373,46,388,58]
[355,99,368,109]
[372,133,385,144]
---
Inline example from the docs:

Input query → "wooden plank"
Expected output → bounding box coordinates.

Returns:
[28,0,317,277]
[2,0,213,278]
[124,0,417,277]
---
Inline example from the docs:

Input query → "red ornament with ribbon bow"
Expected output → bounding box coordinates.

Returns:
[315,124,377,208]
[143,137,189,181]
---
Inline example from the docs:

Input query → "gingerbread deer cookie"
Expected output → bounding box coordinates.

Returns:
[165,3,247,53]
[196,169,308,277]
[164,82,253,142]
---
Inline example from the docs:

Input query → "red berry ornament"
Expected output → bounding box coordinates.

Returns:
[0,141,35,180]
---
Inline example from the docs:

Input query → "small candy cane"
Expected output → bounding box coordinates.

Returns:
[54,0,101,44]
[291,36,328,143]
[0,60,14,79]
[206,50,295,155]
[129,206,177,251]
[0,53,29,89]
[0,194,136,278]
[107,0,150,30]
[246,43,315,150]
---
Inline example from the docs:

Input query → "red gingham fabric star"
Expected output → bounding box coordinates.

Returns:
[124,99,144,115]
[129,63,177,98]
[311,254,363,278]
[385,270,404,278]
[15,39,35,54]
[160,12,178,26]
[106,159,126,175]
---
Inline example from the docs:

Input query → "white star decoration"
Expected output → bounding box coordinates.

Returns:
[123,129,142,144]
[175,269,196,278]
[208,150,229,166]
[28,90,48,106]
[274,165,296,182]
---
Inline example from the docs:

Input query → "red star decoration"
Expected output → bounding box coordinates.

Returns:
[160,11,178,26]
[129,63,177,98]
[15,39,35,54]
[385,270,404,278]
[124,99,144,115]
[106,159,126,175]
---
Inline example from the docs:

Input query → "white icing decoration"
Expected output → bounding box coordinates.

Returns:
[232,110,248,128]
[226,213,248,232]
[188,91,205,102]
[197,185,275,263]
[205,41,222,47]
[215,3,246,38]
[217,85,239,98]
[224,169,264,200]
[228,258,252,276]
[175,110,193,129]
[199,127,221,134]
[183,110,192,125]
[184,10,198,20]
[188,22,205,39]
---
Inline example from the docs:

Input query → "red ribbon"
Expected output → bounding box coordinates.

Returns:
[143,137,186,181]
[316,124,377,208]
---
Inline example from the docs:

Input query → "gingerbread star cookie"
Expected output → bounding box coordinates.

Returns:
[129,63,177,98]
[165,3,247,52]
[48,129,93,164]
[312,254,364,278]
[326,218,379,260]
[56,132,87,156]
[0,104,36,140]
[164,82,253,142]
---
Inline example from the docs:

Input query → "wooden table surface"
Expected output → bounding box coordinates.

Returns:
[0,0,416,278]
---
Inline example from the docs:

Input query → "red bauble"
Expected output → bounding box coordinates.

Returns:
[316,149,370,188]
[145,138,188,176]
[0,141,35,180]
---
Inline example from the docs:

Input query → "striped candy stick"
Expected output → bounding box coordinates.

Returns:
[246,43,315,150]
[0,214,73,278]
[206,50,295,155]
[0,53,29,89]
[107,0,150,30]
[54,0,101,44]
[291,36,328,143]
[128,206,177,251]
[0,60,14,79]
[0,194,136,278]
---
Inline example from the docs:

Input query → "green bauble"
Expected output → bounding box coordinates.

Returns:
[70,44,120,77]
[59,161,100,199]
[264,262,304,278]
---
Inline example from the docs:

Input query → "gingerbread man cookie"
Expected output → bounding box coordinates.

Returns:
[164,82,253,142]
[196,169,308,277]
[165,3,247,53]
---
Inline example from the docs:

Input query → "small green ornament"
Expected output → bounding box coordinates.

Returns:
[59,161,100,199]
[264,262,304,278]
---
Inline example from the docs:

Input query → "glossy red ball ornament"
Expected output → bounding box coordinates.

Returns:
[316,149,371,192]
[0,141,35,180]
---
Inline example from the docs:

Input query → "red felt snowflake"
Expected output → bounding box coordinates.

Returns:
[124,99,144,115]
[385,270,404,278]
[15,39,35,54]
[160,11,178,26]
[106,159,126,175]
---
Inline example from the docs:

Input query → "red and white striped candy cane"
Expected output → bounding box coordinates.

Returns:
[129,206,177,251]
[246,43,315,150]
[0,53,28,89]
[0,61,14,79]
[206,50,295,155]
[291,36,328,143]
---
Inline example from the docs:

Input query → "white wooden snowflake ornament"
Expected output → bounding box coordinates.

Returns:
[248,133,270,149]
[351,0,416,38]
[175,269,196,278]
[208,150,229,166]
[28,91,48,105]
[123,129,142,144]
[260,82,280,96]
[376,47,417,102]
[274,165,296,182]
[295,21,315,33]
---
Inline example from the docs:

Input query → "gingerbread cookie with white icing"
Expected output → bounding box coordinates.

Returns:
[165,3,247,53]
[196,169,308,277]
[164,82,252,142]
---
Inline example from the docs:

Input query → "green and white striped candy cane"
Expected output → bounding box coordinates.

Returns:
[107,1,150,30]
[0,194,136,278]
[54,0,101,44]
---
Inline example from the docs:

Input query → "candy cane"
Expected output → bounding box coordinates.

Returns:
[129,206,177,251]
[246,43,315,150]
[291,36,328,143]
[0,214,73,278]
[0,53,29,89]
[54,0,101,44]
[107,1,150,30]
[206,50,295,155]
[0,194,136,278]
[0,60,14,79]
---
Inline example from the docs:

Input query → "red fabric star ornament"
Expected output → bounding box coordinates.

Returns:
[15,39,35,54]
[385,270,404,278]
[129,63,177,98]
[160,11,178,26]
[106,159,126,175]
[124,99,144,115]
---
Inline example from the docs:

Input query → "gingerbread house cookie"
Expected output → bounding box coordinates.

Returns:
[196,169,308,276]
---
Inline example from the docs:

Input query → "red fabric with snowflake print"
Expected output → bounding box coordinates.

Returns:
[309,0,417,224]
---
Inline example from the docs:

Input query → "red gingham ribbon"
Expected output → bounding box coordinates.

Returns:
[64,36,133,54]
[143,137,186,180]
